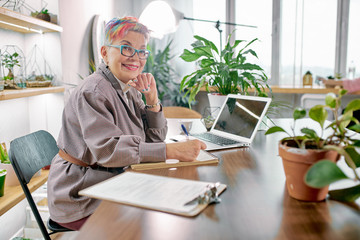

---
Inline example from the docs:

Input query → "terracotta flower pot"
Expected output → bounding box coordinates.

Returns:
[278,141,338,201]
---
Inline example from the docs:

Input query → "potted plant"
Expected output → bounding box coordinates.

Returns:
[1,52,20,81]
[265,90,360,202]
[179,34,270,107]
[0,51,22,89]
[32,8,51,22]
[0,143,19,186]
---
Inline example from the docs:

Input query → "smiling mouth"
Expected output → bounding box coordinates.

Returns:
[123,64,139,71]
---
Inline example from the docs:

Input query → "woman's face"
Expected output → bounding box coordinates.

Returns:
[101,31,147,83]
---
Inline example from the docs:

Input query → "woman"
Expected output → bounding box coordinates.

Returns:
[47,17,206,230]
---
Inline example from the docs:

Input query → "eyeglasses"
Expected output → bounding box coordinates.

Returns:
[106,44,151,59]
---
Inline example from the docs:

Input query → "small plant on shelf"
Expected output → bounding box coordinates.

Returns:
[0,143,10,164]
[1,52,20,80]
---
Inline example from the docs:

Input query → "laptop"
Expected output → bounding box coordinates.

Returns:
[192,94,272,151]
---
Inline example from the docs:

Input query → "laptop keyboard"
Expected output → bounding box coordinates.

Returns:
[192,132,241,146]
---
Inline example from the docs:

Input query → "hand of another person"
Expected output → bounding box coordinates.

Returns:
[166,140,207,162]
[322,79,344,88]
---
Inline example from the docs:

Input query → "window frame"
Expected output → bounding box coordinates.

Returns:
[227,0,350,85]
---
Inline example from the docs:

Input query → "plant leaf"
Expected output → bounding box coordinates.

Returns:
[344,146,360,168]
[328,184,360,202]
[325,92,337,108]
[265,126,286,135]
[339,89,348,97]
[180,49,201,62]
[353,139,360,147]
[293,107,306,120]
[344,99,360,113]
[309,105,327,128]
[301,128,318,139]
[305,160,349,188]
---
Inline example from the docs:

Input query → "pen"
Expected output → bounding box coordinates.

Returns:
[181,124,189,140]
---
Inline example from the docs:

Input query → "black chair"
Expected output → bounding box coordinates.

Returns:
[9,130,72,240]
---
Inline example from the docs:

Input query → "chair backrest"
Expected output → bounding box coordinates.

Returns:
[9,130,59,240]
[300,94,339,120]
[9,130,58,184]
[163,106,202,119]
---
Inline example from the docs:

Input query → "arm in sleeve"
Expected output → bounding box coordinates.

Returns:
[76,90,166,167]
[343,78,360,93]
[134,93,168,143]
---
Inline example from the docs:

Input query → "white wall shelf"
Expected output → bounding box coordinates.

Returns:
[0,7,62,33]
[0,86,65,101]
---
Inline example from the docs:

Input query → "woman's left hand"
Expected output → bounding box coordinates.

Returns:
[128,73,160,111]
[128,73,157,95]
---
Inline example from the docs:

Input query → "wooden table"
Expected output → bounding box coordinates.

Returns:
[0,169,49,216]
[202,85,360,95]
[75,120,360,240]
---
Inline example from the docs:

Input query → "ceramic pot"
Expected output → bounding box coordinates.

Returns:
[0,163,19,186]
[36,13,51,22]
[279,140,338,201]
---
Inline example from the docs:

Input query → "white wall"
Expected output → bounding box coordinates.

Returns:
[59,0,115,86]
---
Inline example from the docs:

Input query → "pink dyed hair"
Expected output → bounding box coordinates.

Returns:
[103,16,150,45]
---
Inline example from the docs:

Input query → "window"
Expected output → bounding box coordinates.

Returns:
[192,0,226,51]
[235,0,273,79]
[280,0,337,86]
[347,0,360,79]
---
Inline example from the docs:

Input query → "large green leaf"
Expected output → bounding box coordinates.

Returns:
[180,49,201,62]
[265,126,286,135]
[194,46,213,58]
[232,39,245,49]
[325,92,337,108]
[309,105,327,128]
[353,139,360,147]
[344,146,360,168]
[345,99,360,113]
[301,128,319,139]
[194,35,219,54]
[293,107,306,120]
[339,110,353,131]
[243,49,258,58]
[305,160,349,188]
[348,118,360,126]
[328,184,360,202]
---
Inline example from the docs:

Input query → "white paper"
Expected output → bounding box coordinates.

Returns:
[79,172,219,214]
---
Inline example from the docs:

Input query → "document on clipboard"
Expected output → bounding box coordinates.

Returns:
[79,172,227,217]
[130,150,218,170]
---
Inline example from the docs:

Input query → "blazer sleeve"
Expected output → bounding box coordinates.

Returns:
[133,91,168,143]
[75,89,166,167]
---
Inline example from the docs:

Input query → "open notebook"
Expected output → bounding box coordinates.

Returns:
[130,150,218,170]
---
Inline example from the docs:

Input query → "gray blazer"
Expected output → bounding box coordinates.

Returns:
[47,63,167,223]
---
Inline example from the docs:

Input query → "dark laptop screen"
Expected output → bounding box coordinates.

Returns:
[213,97,268,138]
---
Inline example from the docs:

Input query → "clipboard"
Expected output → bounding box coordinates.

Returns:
[79,172,227,217]
[130,150,219,170]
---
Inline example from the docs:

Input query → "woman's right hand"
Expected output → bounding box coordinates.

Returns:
[166,140,207,162]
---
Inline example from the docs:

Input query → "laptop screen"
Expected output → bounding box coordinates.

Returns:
[213,96,268,139]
